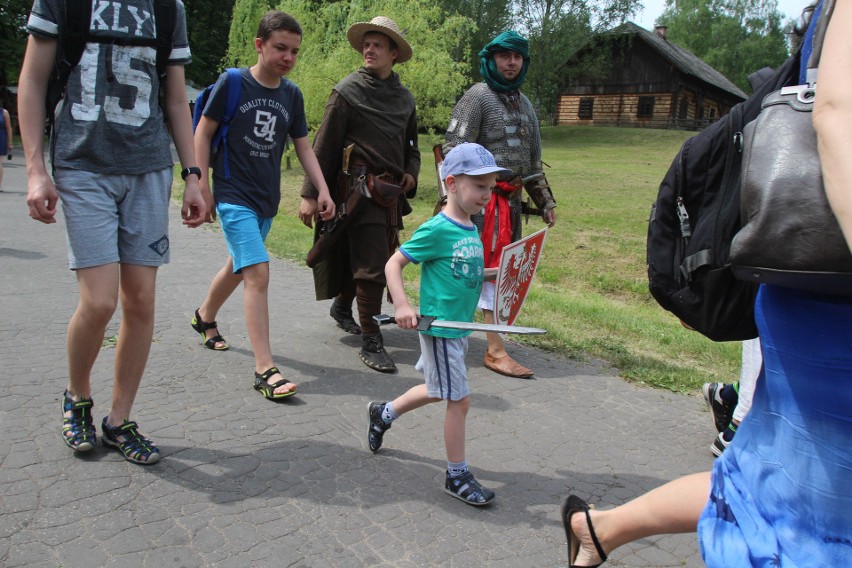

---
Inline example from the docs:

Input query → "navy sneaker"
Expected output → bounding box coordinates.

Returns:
[444,470,495,506]
[368,401,390,452]
[711,425,737,457]
[702,382,736,433]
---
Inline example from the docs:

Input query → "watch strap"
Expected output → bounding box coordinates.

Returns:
[181,166,202,180]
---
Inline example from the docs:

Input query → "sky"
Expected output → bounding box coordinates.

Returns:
[633,0,812,30]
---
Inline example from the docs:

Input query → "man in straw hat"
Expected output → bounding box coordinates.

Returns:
[300,16,420,373]
[444,31,557,379]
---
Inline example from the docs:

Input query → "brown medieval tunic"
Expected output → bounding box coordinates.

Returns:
[301,68,420,311]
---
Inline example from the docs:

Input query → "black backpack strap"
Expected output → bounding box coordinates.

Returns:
[61,0,89,69]
[46,0,92,174]
[153,0,176,79]
[47,0,91,117]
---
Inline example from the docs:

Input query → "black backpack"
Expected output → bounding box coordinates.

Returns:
[45,0,175,132]
[646,53,800,342]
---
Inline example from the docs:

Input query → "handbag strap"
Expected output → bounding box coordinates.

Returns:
[805,0,836,84]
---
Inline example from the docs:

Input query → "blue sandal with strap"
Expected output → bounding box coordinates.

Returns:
[101,418,160,465]
[62,391,96,452]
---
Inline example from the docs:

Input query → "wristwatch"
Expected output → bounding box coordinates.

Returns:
[181,166,202,180]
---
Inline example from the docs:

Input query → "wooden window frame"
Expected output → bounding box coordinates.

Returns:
[637,96,655,118]
[578,97,594,119]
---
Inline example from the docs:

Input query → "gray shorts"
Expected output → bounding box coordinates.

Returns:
[55,168,173,269]
[415,334,471,401]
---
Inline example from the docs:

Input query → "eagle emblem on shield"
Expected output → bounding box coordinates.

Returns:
[494,227,548,326]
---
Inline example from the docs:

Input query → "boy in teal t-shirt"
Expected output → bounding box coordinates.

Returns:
[369,143,510,506]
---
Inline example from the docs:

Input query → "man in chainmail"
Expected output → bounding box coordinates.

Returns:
[444,31,556,379]
[300,17,420,373]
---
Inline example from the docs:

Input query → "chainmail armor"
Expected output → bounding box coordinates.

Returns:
[445,83,542,179]
[445,82,544,241]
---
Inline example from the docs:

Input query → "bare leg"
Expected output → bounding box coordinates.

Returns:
[242,262,295,395]
[391,383,440,414]
[482,309,507,358]
[107,264,158,425]
[444,396,470,463]
[66,264,120,400]
[197,257,242,348]
[570,472,711,566]
[482,309,533,377]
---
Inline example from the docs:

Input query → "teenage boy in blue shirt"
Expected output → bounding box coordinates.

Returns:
[369,143,509,505]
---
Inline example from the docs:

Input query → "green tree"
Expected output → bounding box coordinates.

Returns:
[658,0,789,93]
[184,0,238,87]
[437,0,514,83]
[225,0,475,132]
[227,0,274,67]
[515,0,641,116]
[0,0,30,95]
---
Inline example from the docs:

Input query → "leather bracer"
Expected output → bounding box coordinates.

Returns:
[524,174,556,220]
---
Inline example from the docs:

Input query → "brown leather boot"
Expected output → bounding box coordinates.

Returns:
[360,333,396,373]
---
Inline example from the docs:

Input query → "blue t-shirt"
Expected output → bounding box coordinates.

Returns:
[400,213,484,338]
[203,68,308,218]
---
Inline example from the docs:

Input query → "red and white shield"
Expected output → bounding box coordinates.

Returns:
[493,227,548,326]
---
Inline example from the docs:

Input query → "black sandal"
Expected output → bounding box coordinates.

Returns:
[191,308,229,351]
[253,367,297,399]
[561,495,607,567]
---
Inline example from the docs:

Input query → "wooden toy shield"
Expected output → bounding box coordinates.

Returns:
[493,227,548,326]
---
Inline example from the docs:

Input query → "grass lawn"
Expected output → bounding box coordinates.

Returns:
[177,125,743,392]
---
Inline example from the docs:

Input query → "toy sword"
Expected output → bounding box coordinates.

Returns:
[374,314,546,335]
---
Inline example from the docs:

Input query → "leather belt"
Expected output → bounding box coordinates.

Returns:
[349,157,397,182]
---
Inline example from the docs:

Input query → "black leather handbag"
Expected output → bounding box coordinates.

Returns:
[730,0,852,296]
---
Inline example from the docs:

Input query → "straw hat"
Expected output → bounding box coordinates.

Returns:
[347,16,412,64]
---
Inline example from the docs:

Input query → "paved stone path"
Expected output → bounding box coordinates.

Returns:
[0,159,714,567]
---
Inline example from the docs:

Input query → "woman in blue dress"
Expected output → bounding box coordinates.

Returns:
[561,2,852,566]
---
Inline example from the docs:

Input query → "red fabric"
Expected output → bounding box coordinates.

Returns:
[481,181,515,268]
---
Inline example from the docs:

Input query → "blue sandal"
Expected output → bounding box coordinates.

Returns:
[62,391,96,452]
[101,418,160,465]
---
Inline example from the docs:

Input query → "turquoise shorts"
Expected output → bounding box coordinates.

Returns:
[216,202,273,273]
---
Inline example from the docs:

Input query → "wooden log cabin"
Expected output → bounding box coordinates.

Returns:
[557,22,746,130]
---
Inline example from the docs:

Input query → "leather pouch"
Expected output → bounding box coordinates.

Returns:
[366,175,405,208]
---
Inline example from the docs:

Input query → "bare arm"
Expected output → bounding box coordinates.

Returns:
[193,114,218,221]
[813,2,852,251]
[385,251,418,329]
[19,35,59,224]
[163,64,208,227]
[3,110,11,152]
[293,135,335,225]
